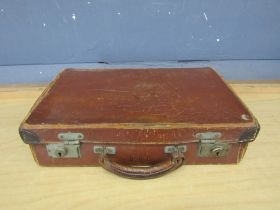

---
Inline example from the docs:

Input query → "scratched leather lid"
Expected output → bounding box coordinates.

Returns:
[25,68,254,125]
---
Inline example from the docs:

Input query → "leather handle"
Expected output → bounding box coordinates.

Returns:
[99,152,184,179]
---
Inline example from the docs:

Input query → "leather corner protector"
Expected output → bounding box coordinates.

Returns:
[19,129,40,144]
[239,121,260,143]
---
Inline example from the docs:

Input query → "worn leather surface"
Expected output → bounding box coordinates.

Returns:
[19,68,260,178]
[25,68,254,124]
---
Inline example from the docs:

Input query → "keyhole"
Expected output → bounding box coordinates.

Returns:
[211,146,224,157]
[55,148,66,158]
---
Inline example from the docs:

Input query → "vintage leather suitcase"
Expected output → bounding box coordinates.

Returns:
[19,68,260,179]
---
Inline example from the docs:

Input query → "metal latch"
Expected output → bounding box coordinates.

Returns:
[196,132,229,157]
[46,132,84,158]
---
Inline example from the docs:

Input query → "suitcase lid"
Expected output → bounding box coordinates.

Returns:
[20,68,259,144]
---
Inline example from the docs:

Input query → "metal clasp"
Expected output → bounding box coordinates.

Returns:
[196,132,229,157]
[46,132,83,158]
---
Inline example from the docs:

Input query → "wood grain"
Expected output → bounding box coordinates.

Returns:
[0,83,279,210]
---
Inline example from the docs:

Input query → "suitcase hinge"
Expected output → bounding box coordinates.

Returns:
[46,132,84,158]
[196,132,229,157]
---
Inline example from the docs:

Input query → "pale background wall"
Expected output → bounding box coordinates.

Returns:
[0,0,279,83]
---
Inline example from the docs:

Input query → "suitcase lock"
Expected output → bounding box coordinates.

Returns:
[196,132,229,157]
[46,132,83,158]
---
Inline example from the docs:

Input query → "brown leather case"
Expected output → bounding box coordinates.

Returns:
[19,68,260,179]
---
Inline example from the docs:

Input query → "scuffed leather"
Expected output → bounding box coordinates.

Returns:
[99,152,184,179]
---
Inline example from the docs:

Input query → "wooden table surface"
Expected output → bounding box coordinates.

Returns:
[0,83,279,210]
